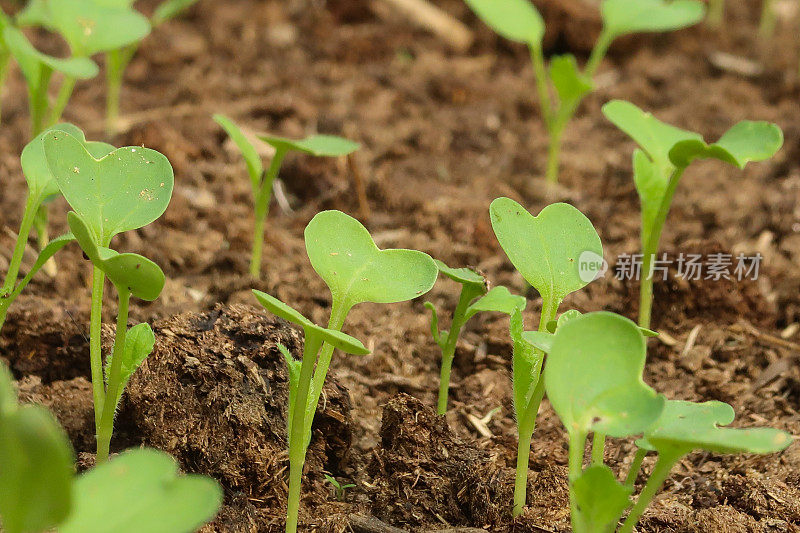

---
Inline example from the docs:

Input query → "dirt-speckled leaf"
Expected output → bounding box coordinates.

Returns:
[435,259,485,289]
[3,25,98,83]
[573,465,632,533]
[213,114,263,190]
[67,212,165,300]
[549,55,592,105]
[252,290,370,355]
[639,400,793,457]
[45,130,173,244]
[668,121,783,169]
[259,134,360,157]
[490,198,602,304]
[49,0,151,56]
[465,286,526,320]
[59,448,222,533]
[304,210,438,312]
[464,0,544,45]
[602,0,705,38]
[22,124,113,199]
[0,364,73,533]
[544,312,664,437]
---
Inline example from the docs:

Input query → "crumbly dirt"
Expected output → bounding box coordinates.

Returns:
[1,0,800,530]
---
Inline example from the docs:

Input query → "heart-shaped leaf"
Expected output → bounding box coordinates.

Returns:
[435,259,485,290]
[48,0,151,56]
[601,0,705,38]
[59,448,222,533]
[213,114,263,191]
[668,121,783,169]
[465,286,526,320]
[490,198,603,304]
[0,363,73,533]
[544,312,664,437]
[3,25,98,84]
[639,400,793,457]
[259,134,360,157]
[573,465,632,533]
[549,55,593,106]
[464,0,544,46]
[304,210,438,312]
[68,212,165,301]
[45,129,174,244]
[22,123,114,199]
[252,290,370,356]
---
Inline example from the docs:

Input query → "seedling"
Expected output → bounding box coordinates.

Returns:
[464,0,705,185]
[0,362,223,533]
[213,114,361,278]
[43,128,174,463]
[541,312,791,533]
[425,260,525,413]
[255,209,436,533]
[323,474,356,501]
[602,100,783,328]
[0,124,114,333]
[252,291,369,533]
[489,197,602,516]
[759,0,776,38]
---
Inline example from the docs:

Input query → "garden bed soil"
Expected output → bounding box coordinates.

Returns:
[1,0,800,531]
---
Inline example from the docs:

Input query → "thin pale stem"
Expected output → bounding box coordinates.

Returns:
[759,0,776,38]
[250,148,287,278]
[29,67,52,137]
[591,432,605,466]
[47,75,76,127]
[619,453,680,533]
[89,267,106,433]
[707,0,725,27]
[437,286,481,414]
[568,431,588,533]
[105,45,137,136]
[624,448,648,488]
[638,167,684,329]
[285,335,323,533]
[307,302,349,427]
[96,288,130,463]
[2,194,40,296]
[545,126,564,185]
[0,51,10,125]
[529,44,554,128]
[584,30,613,78]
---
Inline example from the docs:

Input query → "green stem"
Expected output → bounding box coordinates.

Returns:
[95,288,130,464]
[707,0,724,27]
[0,51,11,126]
[250,148,287,278]
[2,194,40,296]
[285,335,324,533]
[307,302,349,428]
[759,0,776,38]
[568,431,588,533]
[105,45,137,136]
[638,167,684,329]
[89,267,106,434]
[584,30,613,78]
[529,44,554,129]
[618,453,680,533]
[47,75,76,127]
[437,286,480,414]
[29,67,52,137]
[545,125,564,185]
[591,432,605,466]
[624,448,648,488]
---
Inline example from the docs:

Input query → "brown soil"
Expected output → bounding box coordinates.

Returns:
[1,0,800,531]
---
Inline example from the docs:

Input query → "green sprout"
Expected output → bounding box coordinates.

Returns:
[323,474,356,501]
[489,197,602,516]
[213,114,361,278]
[254,209,437,533]
[0,362,223,533]
[42,128,174,464]
[252,291,369,533]
[540,311,792,533]
[464,0,705,185]
[759,0,776,38]
[425,260,525,414]
[602,100,783,329]
[707,0,724,27]
[0,124,114,333]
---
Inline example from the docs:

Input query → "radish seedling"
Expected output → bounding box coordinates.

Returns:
[489,197,602,516]
[425,260,525,413]
[0,363,223,533]
[214,114,361,278]
[323,474,356,501]
[602,100,783,328]
[541,312,791,533]
[42,128,174,463]
[464,0,705,185]
[252,291,369,533]
[0,124,114,333]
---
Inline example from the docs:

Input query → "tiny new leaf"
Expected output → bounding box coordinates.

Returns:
[304,210,438,312]
[213,114,263,190]
[465,286,526,320]
[434,259,485,289]
[509,308,542,416]
[573,465,633,533]
[549,55,593,107]
[258,134,360,157]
